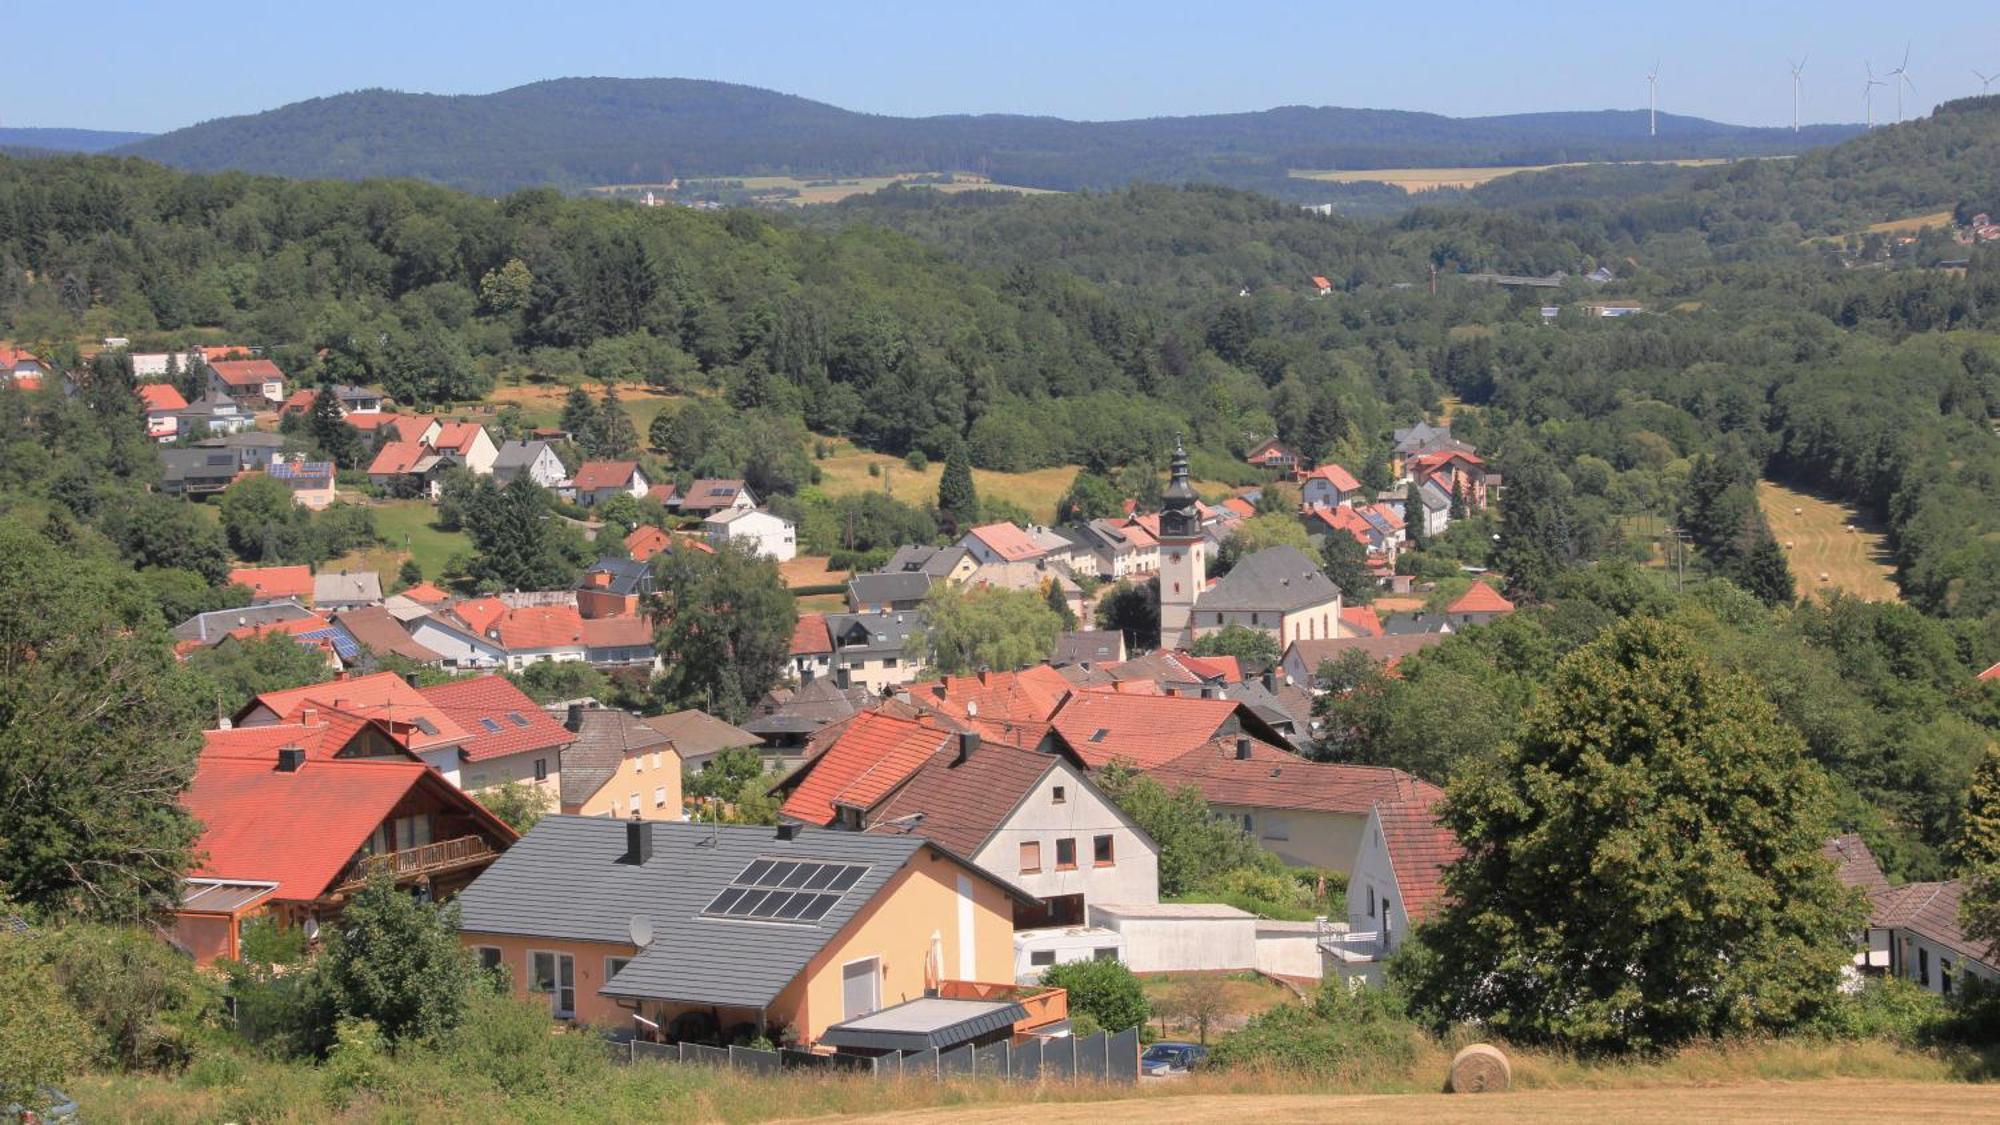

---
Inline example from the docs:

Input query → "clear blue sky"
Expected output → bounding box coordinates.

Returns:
[10,0,1995,133]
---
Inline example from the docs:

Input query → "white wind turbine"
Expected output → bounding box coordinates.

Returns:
[1647,61,1660,137]
[1976,68,1997,95]
[1863,62,1887,128]
[1789,55,1808,132]
[1887,45,1915,122]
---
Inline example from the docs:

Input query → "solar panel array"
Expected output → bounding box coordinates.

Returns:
[701,858,868,924]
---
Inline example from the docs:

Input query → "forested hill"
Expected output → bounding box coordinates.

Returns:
[113,77,1860,199]
[0,127,152,154]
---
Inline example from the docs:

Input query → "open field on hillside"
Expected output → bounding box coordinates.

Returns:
[588,172,1055,207]
[487,381,685,434]
[1865,210,1956,236]
[812,438,1082,524]
[1290,158,1729,193]
[323,499,471,583]
[1757,480,1901,603]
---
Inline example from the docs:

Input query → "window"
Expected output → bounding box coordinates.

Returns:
[1919,947,1931,987]
[1261,816,1290,842]
[1942,959,1954,996]
[533,758,548,782]
[653,786,667,808]
[1367,888,1376,918]
[841,957,881,1021]
[1051,785,1067,805]
[1093,835,1115,866]
[474,946,501,973]
[629,793,640,814]
[1055,838,1077,870]
[605,956,631,982]
[1093,947,1120,961]
[651,752,661,770]
[635,755,644,774]
[1020,841,1042,874]
[885,658,898,668]
[529,951,575,1018]
[1030,949,1056,967]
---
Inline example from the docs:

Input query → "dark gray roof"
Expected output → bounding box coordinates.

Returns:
[883,545,970,578]
[1380,612,1454,637]
[744,678,876,737]
[160,447,241,484]
[173,599,316,644]
[1198,546,1341,613]
[457,817,937,1009]
[819,997,1028,1052]
[847,571,933,607]
[826,611,919,658]
[559,708,677,808]
[1051,630,1123,667]
[581,557,653,597]
[492,439,555,471]
[1392,421,1450,455]
[198,432,285,449]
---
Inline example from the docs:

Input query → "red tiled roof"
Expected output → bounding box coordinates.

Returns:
[137,383,187,412]
[1340,606,1384,637]
[791,612,833,656]
[367,440,430,476]
[1304,463,1362,492]
[581,614,653,649]
[418,675,574,763]
[966,522,1042,563]
[1823,834,1893,905]
[1303,504,1373,545]
[400,581,452,605]
[1411,449,1485,474]
[183,756,510,903]
[626,525,671,562]
[911,666,1073,726]
[647,483,679,504]
[1222,497,1257,519]
[383,415,434,443]
[208,359,283,387]
[1979,661,1999,683]
[278,388,317,414]
[1048,690,1251,770]
[1152,739,1441,815]
[864,740,1062,856]
[1362,502,1405,531]
[196,345,252,362]
[779,710,953,825]
[1120,516,1162,547]
[430,420,485,453]
[1873,881,1996,966]
[345,411,404,432]
[443,596,508,638]
[1,346,46,369]
[200,720,367,763]
[1175,653,1242,684]
[1446,582,1515,616]
[227,565,314,601]
[573,460,639,491]
[1378,795,1462,926]
[1311,275,1333,290]
[485,604,586,651]
[244,672,467,752]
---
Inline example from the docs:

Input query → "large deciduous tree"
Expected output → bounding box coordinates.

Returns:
[318,873,478,1044]
[647,539,796,722]
[0,520,210,919]
[1404,616,1861,1054]
[916,584,1064,676]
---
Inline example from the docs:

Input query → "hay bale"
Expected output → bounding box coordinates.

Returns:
[1447,1043,1511,1093]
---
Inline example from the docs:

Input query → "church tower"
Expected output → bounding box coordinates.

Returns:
[1157,435,1205,648]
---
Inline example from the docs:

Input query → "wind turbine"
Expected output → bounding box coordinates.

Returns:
[1788,55,1808,133]
[1647,61,1660,137]
[1863,62,1887,128]
[1976,68,1996,95]
[1887,44,1914,122]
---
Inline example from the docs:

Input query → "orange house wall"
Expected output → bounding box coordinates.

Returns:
[461,931,639,1029]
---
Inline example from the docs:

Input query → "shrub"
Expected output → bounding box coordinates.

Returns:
[0,928,91,1105]
[1041,959,1149,1033]
[1814,977,1946,1044]
[44,922,213,1073]
[1212,977,1421,1077]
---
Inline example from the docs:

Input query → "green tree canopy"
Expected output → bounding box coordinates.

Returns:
[1405,616,1862,1053]
[317,873,478,1044]
[185,633,336,715]
[916,583,1064,676]
[648,539,796,722]
[936,441,979,535]
[1320,529,1376,606]
[308,384,364,470]
[1189,623,1281,671]
[1039,957,1150,1034]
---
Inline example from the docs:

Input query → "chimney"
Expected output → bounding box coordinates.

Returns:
[956,731,981,764]
[624,819,654,865]
[301,706,318,726]
[776,822,801,842]
[276,746,306,772]
[565,703,586,732]
[1235,737,1252,761]
[834,666,851,690]
[405,672,421,690]
[1262,671,1276,693]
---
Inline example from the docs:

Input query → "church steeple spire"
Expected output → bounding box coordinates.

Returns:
[1160,434,1198,541]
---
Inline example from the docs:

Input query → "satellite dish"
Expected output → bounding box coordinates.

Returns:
[629,914,653,948]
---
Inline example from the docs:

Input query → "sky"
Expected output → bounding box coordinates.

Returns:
[9,0,1997,134]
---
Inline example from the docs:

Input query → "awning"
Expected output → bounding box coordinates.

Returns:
[177,879,278,915]
[818,997,1027,1053]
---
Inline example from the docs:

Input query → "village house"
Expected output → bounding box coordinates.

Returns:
[471,602,590,670]
[581,614,657,670]
[1244,437,1300,474]
[234,672,477,784]
[491,439,567,488]
[706,507,797,561]
[177,390,252,436]
[455,818,1037,1047]
[206,358,286,408]
[200,431,287,472]
[311,570,382,611]
[228,565,316,605]
[328,605,445,666]
[957,522,1046,567]
[824,610,923,692]
[1324,795,1462,984]
[572,460,651,507]
[207,613,360,673]
[269,456,338,510]
[774,710,953,828]
[125,349,202,380]
[159,446,243,498]
[367,440,459,498]
[576,556,655,618]
[882,544,977,585]
[405,608,509,670]
[847,570,934,614]
[1406,449,1489,511]
[422,675,577,796]
[1,346,52,389]
[965,561,1087,625]
[1045,690,1292,772]
[1280,634,1448,689]
[788,612,836,686]
[745,674,876,752]
[171,750,515,964]
[136,383,186,441]
[173,600,318,650]
[556,704,682,820]
[1299,463,1364,509]
[674,478,756,518]
[639,709,766,773]
[1827,834,1998,996]
[1058,519,1158,580]
[429,421,500,475]
[1050,630,1126,668]
[1443,581,1516,627]
[1187,545,1344,648]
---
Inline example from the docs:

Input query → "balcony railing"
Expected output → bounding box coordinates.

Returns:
[336,835,496,893]
[938,979,1069,1033]
[1315,917,1387,963]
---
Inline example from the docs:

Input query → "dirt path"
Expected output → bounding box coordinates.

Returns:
[841,1081,2000,1124]
[1756,480,1900,603]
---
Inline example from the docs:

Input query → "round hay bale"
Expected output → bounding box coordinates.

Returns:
[1448,1043,1511,1094]
[1785,541,1795,549]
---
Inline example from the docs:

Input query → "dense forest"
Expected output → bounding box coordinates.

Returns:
[1,97,1998,877]
[112,77,1858,200]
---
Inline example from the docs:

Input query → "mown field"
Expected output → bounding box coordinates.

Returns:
[1757,480,1901,603]
[1290,158,1729,194]
[811,436,1083,524]
[588,171,1055,207]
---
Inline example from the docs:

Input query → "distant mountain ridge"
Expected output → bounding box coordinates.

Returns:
[113,78,1864,200]
[0,127,152,154]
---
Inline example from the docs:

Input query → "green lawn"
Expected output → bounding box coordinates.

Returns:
[327,500,471,583]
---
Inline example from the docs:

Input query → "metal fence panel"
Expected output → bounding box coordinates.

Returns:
[1042,1035,1075,1080]
[898,1047,938,1079]
[826,1052,877,1074]
[938,1043,975,1077]
[1013,1038,1043,1081]
[629,1040,679,1065]
[683,1042,730,1067]
[974,1040,1010,1078]
[730,1045,782,1076]
[1076,1031,1108,1078]
[1106,1027,1141,1084]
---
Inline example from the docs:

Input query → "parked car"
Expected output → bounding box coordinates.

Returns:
[6,1088,78,1123]
[1140,1041,1208,1077]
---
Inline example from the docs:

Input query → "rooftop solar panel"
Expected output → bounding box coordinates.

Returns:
[700,857,869,924]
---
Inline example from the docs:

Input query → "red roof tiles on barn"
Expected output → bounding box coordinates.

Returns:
[777,710,953,826]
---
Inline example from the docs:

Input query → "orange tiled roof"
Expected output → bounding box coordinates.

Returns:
[418,675,574,763]
[573,460,639,491]
[430,420,485,453]
[1304,463,1362,493]
[625,525,671,562]
[367,440,430,476]
[208,359,283,387]
[966,522,1042,563]
[1445,582,1515,616]
[400,581,451,605]
[779,710,953,825]
[244,671,468,752]
[1304,504,1372,545]
[581,614,652,649]
[1378,794,1462,925]
[344,411,404,432]
[1978,661,1999,683]
[1222,497,1257,519]
[1340,605,1384,637]
[136,383,188,412]
[484,604,586,651]
[911,666,1072,726]
[227,565,314,601]
[791,612,834,656]
[1151,738,1442,815]
[1048,689,1250,770]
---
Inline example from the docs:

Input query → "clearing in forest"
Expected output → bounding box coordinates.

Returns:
[1756,480,1900,603]
[1289,158,1729,194]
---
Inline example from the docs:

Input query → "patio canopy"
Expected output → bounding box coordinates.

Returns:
[817,997,1027,1053]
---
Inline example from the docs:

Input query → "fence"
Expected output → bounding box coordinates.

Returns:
[628,1028,1141,1084]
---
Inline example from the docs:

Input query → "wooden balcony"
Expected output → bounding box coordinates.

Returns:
[334,835,497,894]
[937,979,1068,1034]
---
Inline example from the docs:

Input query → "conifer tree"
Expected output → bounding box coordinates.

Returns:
[597,384,639,458]
[309,385,363,469]
[1405,479,1427,549]
[560,385,600,452]
[937,441,979,534]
